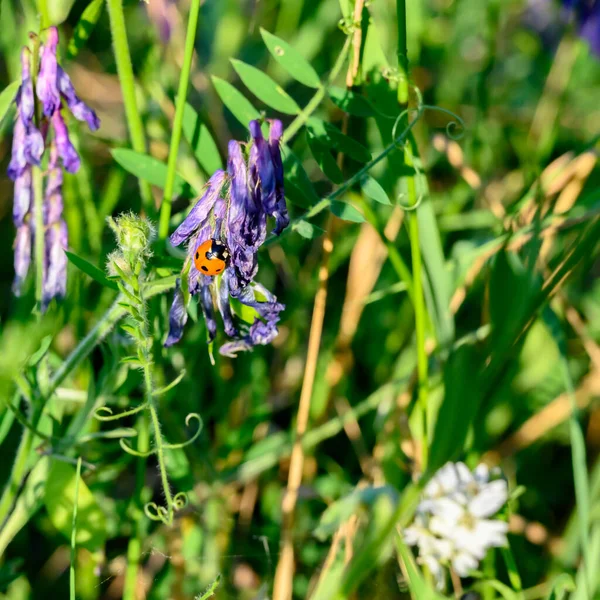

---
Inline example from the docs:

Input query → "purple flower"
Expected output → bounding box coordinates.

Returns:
[51,110,80,173]
[562,0,600,55]
[165,120,289,356]
[13,167,32,227]
[13,222,32,296]
[37,26,61,117]
[57,66,100,131]
[42,220,68,311]
[45,145,64,225]
[164,280,188,347]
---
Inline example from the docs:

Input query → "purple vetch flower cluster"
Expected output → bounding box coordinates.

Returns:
[165,119,289,357]
[8,27,100,308]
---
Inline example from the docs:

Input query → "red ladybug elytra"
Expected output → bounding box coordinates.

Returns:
[194,239,229,276]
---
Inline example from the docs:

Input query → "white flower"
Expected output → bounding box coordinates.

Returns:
[403,461,509,589]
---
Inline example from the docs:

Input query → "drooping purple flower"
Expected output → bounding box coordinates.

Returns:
[45,145,64,225]
[562,0,600,55]
[13,222,32,296]
[18,48,44,166]
[51,110,80,173]
[267,119,290,234]
[57,66,101,131]
[13,167,32,227]
[164,280,188,347]
[37,26,61,117]
[170,170,227,247]
[42,220,68,310]
[165,119,289,356]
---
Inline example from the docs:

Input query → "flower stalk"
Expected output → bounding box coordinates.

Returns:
[158,0,202,240]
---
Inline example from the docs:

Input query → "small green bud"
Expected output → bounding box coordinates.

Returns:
[108,213,155,264]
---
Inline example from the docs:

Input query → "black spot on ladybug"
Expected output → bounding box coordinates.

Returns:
[195,251,199,259]
[201,265,208,272]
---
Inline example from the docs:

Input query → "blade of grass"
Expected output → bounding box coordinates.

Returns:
[69,457,82,600]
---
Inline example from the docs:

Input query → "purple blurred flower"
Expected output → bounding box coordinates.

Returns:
[13,222,32,296]
[567,0,600,55]
[145,0,178,44]
[37,26,61,116]
[165,120,289,356]
[6,27,94,306]
[51,110,80,173]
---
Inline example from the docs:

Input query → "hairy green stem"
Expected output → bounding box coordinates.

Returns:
[123,412,149,600]
[106,0,153,213]
[158,0,202,239]
[282,36,352,145]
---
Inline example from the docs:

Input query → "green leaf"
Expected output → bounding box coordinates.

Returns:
[292,219,325,239]
[230,59,300,115]
[0,81,19,126]
[28,335,54,367]
[48,0,76,25]
[111,148,194,197]
[44,461,106,551]
[428,343,483,473]
[330,201,365,223]
[282,147,320,207]
[67,0,104,59]
[65,251,119,291]
[211,76,260,127]
[307,118,371,163]
[547,574,576,600]
[396,538,446,600]
[329,86,378,117]
[260,29,321,88]
[182,103,223,174]
[361,176,391,205]
[307,132,343,183]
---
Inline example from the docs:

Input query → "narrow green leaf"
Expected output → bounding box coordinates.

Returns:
[308,118,371,163]
[329,86,378,117]
[65,251,119,291]
[0,81,19,126]
[67,0,104,59]
[231,59,300,115]
[361,176,391,205]
[396,537,444,600]
[428,343,482,473]
[211,76,260,127]
[182,103,223,174]
[44,461,106,551]
[282,147,320,206]
[547,574,576,600]
[260,28,321,88]
[307,132,343,183]
[28,335,54,367]
[111,148,194,197]
[330,201,365,223]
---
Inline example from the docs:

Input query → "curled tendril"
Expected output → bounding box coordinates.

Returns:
[152,370,186,397]
[173,492,189,511]
[162,413,203,450]
[144,502,171,524]
[421,104,466,141]
[94,403,148,422]
[119,437,156,458]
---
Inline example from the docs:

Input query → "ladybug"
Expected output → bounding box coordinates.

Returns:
[194,238,230,276]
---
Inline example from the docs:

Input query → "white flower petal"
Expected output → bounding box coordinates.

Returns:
[420,554,446,590]
[428,497,464,522]
[455,462,474,487]
[473,519,508,548]
[454,529,488,559]
[473,463,490,484]
[452,550,479,577]
[469,480,508,517]
[425,462,459,497]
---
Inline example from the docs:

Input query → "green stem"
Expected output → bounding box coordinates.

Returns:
[33,167,45,306]
[106,0,153,214]
[158,0,202,240]
[282,36,352,145]
[396,0,409,104]
[405,146,428,469]
[69,456,82,600]
[123,412,149,600]
[38,0,50,28]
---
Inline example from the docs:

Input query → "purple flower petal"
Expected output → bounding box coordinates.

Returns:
[249,119,276,211]
[37,26,61,117]
[18,48,35,122]
[45,145,64,225]
[268,119,290,234]
[219,338,253,357]
[42,219,68,311]
[57,65,101,131]
[7,115,27,181]
[170,170,227,247]
[13,222,32,296]
[51,110,81,173]
[164,279,188,347]
[199,281,217,342]
[13,166,32,227]
[580,2,600,55]
[216,268,238,337]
